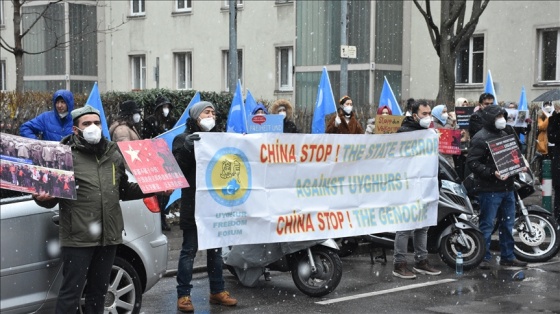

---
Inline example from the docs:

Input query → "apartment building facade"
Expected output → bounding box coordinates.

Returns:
[1,0,558,110]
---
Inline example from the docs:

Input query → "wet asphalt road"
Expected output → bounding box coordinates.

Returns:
[141,250,560,313]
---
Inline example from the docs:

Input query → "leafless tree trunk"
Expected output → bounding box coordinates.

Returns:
[413,0,489,107]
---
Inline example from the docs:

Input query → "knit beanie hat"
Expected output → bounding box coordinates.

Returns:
[189,101,215,120]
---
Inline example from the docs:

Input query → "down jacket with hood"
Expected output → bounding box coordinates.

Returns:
[270,99,298,133]
[20,90,75,141]
[467,105,515,193]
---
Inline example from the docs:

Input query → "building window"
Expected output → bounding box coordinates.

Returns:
[455,35,484,84]
[0,0,4,26]
[131,0,145,16]
[176,0,192,12]
[131,55,146,90]
[0,60,5,90]
[223,50,243,92]
[275,0,293,4]
[224,0,243,7]
[538,29,559,82]
[175,52,192,90]
[277,47,293,91]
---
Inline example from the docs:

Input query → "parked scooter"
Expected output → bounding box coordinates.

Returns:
[336,156,486,270]
[223,239,343,297]
[464,160,560,262]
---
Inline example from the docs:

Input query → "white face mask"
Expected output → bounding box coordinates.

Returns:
[441,113,449,120]
[544,106,553,114]
[162,108,170,117]
[80,124,102,144]
[133,113,141,123]
[278,111,287,119]
[343,106,353,114]
[419,116,432,128]
[59,112,69,119]
[199,117,215,131]
[495,117,507,130]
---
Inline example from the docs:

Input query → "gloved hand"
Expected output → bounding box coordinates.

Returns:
[335,115,341,127]
[184,133,201,151]
[525,118,532,124]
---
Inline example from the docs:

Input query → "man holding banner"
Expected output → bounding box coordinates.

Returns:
[393,100,441,279]
[467,105,528,269]
[172,101,238,312]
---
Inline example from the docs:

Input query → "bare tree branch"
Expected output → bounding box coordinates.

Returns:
[413,0,442,55]
[19,0,64,39]
[0,37,15,54]
[453,0,490,48]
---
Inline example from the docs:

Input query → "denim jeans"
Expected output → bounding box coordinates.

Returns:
[393,227,429,264]
[478,191,516,261]
[55,245,117,314]
[176,227,225,297]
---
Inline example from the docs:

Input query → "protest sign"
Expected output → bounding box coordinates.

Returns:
[117,138,189,193]
[505,109,528,128]
[193,130,440,249]
[247,114,284,134]
[455,106,475,129]
[374,115,405,134]
[0,133,76,199]
[487,134,524,177]
[437,129,461,155]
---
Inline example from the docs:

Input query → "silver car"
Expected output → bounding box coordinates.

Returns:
[0,184,168,314]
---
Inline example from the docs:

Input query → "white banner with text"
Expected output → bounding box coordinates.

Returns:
[194,130,439,249]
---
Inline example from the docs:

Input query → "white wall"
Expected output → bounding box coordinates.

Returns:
[408,0,560,104]
[101,0,295,102]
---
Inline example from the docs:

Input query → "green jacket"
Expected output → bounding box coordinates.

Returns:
[36,135,146,247]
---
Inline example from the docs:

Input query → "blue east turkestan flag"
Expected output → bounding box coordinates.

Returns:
[484,70,498,105]
[155,124,187,209]
[175,91,201,127]
[311,67,337,134]
[379,77,402,115]
[245,89,258,118]
[86,82,111,140]
[518,86,528,145]
[226,80,248,133]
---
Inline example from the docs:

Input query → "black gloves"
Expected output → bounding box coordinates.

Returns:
[184,133,201,152]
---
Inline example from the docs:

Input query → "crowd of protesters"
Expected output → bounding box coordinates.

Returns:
[1,87,558,313]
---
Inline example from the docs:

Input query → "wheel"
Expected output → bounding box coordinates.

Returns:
[80,256,142,314]
[335,237,358,257]
[291,246,343,297]
[439,228,486,271]
[512,213,560,262]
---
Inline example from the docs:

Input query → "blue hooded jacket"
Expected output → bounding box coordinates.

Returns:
[20,90,75,141]
[251,103,268,115]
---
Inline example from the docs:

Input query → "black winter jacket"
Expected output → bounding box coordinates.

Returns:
[467,105,515,193]
[172,118,218,229]
[397,116,425,133]
[547,111,560,187]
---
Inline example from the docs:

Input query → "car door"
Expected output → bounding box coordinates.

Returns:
[0,189,62,313]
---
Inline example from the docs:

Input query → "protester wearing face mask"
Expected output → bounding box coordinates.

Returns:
[20,89,75,141]
[109,100,143,142]
[270,99,298,133]
[143,96,178,140]
[326,95,364,134]
[141,96,178,231]
[172,101,238,312]
[392,100,441,280]
[467,105,528,269]
[432,104,456,167]
[32,105,168,313]
[251,103,268,116]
